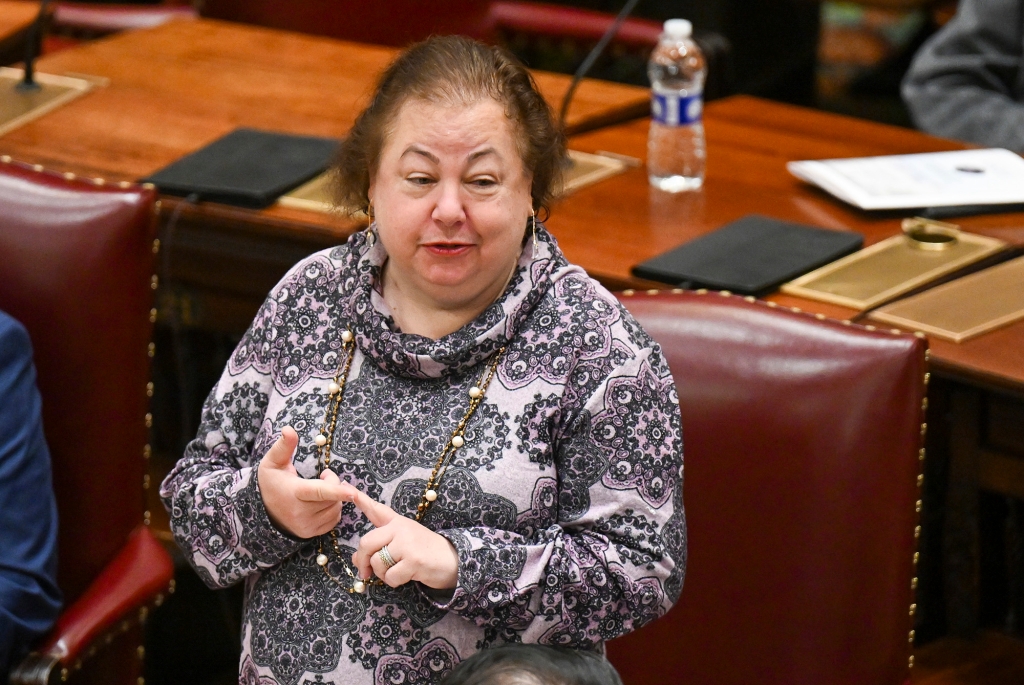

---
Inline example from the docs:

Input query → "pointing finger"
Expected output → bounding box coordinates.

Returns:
[350,490,397,528]
[295,477,350,503]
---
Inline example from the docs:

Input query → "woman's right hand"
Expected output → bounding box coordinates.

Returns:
[257,426,351,539]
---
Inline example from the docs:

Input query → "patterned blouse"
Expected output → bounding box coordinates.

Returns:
[160,226,685,685]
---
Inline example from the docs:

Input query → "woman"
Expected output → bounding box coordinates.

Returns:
[162,36,684,685]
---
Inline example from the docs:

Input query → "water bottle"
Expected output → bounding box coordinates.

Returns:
[648,19,707,192]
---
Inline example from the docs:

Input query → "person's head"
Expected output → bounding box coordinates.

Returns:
[442,645,624,685]
[333,35,568,316]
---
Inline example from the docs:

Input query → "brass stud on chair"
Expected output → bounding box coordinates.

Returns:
[137,646,145,660]
[147,381,154,397]
[696,289,708,295]
[154,593,164,607]
[0,155,11,163]
[119,180,132,189]
[150,275,159,290]
[766,301,778,308]
[914,525,921,538]
[719,290,732,297]
[914,331,926,339]
[61,668,69,682]
[143,474,151,489]
[152,238,161,255]
[143,444,152,460]
[744,296,756,303]
[865,324,876,331]
[622,289,635,296]
[915,500,922,513]
[93,177,106,186]
[919,448,926,461]
[672,288,685,294]
[141,182,156,190]
[646,289,659,295]
[168,579,176,594]
[920,423,927,438]
[143,510,152,526]
[908,655,915,668]
[911,577,918,589]
[145,412,153,428]
[909,603,917,615]
[790,306,802,313]
[815,313,826,320]
[148,342,156,358]
[917,474,924,487]
[908,630,915,643]
[32,164,44,172]
[150,308,158,324]
[63,172,76,181]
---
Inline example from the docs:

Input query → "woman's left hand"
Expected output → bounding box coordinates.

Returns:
[339,483,459,590]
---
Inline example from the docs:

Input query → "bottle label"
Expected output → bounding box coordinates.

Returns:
[651,91,703,126]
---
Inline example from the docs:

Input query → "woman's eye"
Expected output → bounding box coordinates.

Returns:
[408,176,434,186]
[470,178,497,188]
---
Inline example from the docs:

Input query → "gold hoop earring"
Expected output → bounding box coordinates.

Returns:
[366,204,373,229]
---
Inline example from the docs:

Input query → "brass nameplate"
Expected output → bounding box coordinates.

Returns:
[0,67,94,137]
[781,219,1006,310]
[277,149,633,214]
[871,256,1024,343]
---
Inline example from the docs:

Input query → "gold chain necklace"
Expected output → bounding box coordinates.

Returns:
[313,327,505,593]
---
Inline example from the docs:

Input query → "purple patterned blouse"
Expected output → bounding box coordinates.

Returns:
[160,226,685,685]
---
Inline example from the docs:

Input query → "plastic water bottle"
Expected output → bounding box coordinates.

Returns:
[648,19,707,192]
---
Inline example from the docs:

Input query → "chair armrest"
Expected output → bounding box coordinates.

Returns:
[489,1,662,48]
[53,3,197,33]
[10,526,175,685]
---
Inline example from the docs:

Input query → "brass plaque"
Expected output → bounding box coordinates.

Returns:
[872,256,1024,343]
[277,149,633,214]
[0,67,94,137]
[781,220,1006,310]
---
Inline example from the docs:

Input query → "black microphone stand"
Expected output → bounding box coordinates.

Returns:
[558,0,643,130]
[17,0,53,92]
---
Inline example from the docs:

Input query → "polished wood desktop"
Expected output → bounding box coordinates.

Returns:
[557,98,1024,393]
[0,18,649,179]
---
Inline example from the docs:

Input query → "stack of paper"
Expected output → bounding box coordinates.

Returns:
[787,148,1024,211]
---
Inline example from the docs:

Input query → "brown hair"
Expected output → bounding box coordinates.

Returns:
[333,35,567,218]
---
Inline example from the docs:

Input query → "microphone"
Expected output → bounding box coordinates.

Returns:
[17,0,52,92]
[558,0,643,130]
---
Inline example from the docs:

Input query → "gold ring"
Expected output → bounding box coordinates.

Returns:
[378,545,397,570]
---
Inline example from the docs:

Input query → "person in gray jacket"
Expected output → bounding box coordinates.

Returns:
[902,0,1024,152]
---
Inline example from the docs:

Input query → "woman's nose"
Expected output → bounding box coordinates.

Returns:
[432,182,466,227]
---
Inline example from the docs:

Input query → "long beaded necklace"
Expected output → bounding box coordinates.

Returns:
[313,327,505,593]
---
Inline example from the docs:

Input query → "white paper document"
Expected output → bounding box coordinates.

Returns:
[787,148,1024,211]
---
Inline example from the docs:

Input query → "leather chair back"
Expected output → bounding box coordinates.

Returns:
[0,161,157,606]
[609,291,926,685]
[200,0,496,47]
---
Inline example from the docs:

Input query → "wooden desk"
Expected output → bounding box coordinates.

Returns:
[557,97,1024,393]
[0,17,649,179]
[0,1,38,64]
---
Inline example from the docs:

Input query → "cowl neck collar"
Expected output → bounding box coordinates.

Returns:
[337,224,565,379]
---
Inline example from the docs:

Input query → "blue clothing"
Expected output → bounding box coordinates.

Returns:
[0,311,61,683]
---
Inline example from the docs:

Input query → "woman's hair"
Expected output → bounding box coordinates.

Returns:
[333,35,568,218]
[441,645,624,685]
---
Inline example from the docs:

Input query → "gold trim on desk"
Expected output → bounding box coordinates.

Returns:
[781,219,1007,310]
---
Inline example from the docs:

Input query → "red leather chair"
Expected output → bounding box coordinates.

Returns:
[610,290,927,685]
[0,160,174,685]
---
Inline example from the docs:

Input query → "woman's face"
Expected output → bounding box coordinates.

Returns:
[369,97,533,313]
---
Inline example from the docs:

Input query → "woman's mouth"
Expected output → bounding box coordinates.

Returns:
[423,243,473,256]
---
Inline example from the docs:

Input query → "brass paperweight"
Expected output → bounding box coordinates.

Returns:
[277,149,633,213]
[0,67,94,137]
[781,218,1007,310]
